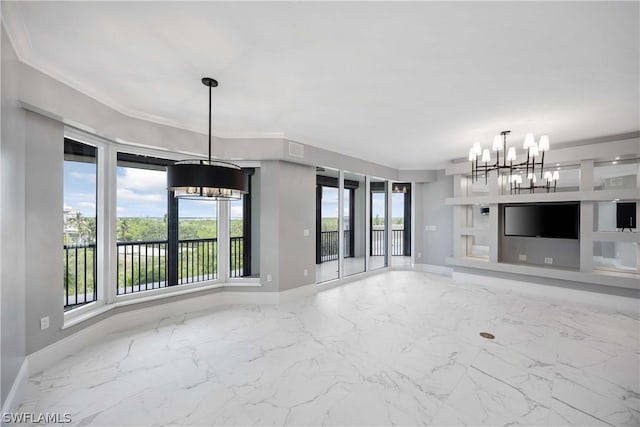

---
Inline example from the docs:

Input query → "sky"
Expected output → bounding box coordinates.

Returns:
[64,161,244,219]
[320,187,405,219]
[64,161,405,220]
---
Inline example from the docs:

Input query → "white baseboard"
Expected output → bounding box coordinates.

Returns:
[1,357,28,415]
[412,263,453,277]
[452,271,639,312]
[24,284,318,389]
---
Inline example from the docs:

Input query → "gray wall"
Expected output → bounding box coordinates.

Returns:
[415,170,454,266]
[24,112,65,354]
[250,169,261,276]
[498,206,580,269]
[499,236,580,269]
[259,161,316,291]
[1,25,27,407]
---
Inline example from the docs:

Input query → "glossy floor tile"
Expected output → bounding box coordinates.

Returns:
[12,271,639,426]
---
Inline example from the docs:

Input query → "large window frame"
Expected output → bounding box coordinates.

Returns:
[63,128,259,324]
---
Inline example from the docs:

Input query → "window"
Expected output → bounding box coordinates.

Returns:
[178,199,218,284]
[116,153,169,294]
[63,139,98,310]
[65,136,258,312]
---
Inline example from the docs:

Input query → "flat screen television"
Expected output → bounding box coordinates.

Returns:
[503,203,580,239]
[616,202,636,229]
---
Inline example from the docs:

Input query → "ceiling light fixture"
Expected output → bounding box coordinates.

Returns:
[468,130,557,194]
[167,77,248,200]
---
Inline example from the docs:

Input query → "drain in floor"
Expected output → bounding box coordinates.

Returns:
[479,332,495,339]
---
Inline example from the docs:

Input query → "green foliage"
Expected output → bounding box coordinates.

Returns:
[63,246,95,297]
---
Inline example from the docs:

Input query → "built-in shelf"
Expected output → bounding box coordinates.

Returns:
[592,231,640,243]
[446,256,639,290]
[459,227,488,236]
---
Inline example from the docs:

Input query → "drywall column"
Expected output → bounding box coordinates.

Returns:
[488,172,499,263]
[24,112,65,354]
[422,170,454,267]
[413,182,425,263]
[452,175,465,258]
[338,170,345,278]
[580,160,594,272]
[1,25,27,408]
[260,161,316,291]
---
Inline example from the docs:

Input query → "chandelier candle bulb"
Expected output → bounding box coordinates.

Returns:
[492,135,503,151]
[523,133,536,149]
[538,135,550,152]
[472,142,482,156]
[481,149,491,163]
[506,147,517,162]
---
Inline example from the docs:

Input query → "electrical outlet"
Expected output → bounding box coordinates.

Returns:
[519,254,527,261]
[40,316,49,330]
[431,225,437,231]
[303,269,308,276]
[266,274,272,282]
[544,257,553,264]
[417,252,422,258]
[303,229,310,237]
[425,225,430,231]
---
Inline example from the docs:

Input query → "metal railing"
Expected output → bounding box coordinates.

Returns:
[117,240,169,294]
[178,238,217,285]
[230,236,243,278]
[371,229,405,256]
[320,230,352,262]
[391,229,405,256]
[67,236,246,306]
[64,243,97,311]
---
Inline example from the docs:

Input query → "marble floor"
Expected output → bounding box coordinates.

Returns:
[12,271,640,426]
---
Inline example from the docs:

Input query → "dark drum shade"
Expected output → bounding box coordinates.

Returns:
[167,160,248,200]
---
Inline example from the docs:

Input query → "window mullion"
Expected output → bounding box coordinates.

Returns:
[103,144,117,304]
[219,201,229,281]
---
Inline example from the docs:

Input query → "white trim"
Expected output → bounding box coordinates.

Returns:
[27,282,317,381]
[412,263,454,277]
[452,271,639,310]
[1,358,28,414]
[63,279,264,329]
[316,267,390,292]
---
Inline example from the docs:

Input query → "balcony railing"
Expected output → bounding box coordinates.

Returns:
[320,230,352,262]
[117,240,169,294]
[370,229,405,256]
[230,236,244,278]
[115,237,245,294]
[63,243,97,311]
[177,238,217,285]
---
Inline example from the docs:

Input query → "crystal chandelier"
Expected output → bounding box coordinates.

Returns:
[468,130,559,193]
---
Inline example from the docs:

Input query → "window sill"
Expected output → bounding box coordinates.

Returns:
[63,279,263,330]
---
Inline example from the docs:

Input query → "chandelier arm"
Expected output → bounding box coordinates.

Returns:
[540,151,545,179]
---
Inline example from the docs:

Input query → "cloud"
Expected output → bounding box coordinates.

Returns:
[117,188,164,203]
[69,171,96,183]
[116,167,167,209]
[78,202,96,209]
[117,167,167,193]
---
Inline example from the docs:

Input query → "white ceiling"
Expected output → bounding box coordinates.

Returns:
[3,1,639,169]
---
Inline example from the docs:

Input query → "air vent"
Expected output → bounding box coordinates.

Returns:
[288,141,304,158]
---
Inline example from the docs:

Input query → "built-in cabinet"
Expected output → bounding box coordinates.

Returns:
[445,138,640,290]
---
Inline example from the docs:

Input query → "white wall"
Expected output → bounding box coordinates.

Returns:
[1,25,26,407]
[415,170,454,267]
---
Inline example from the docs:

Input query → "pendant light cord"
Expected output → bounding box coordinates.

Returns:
[208,83,212,164]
